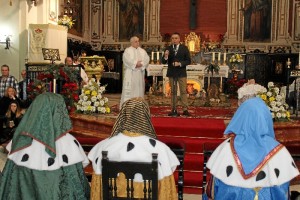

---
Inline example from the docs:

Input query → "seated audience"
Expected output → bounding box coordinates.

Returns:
[0,87,25,135]
[1,101,23,144]
[88,97,179,200]
[0,93,90,199]
[203,97,299,200]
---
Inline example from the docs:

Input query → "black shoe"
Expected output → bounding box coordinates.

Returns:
[168,110,179,117]
[182,110,190,116]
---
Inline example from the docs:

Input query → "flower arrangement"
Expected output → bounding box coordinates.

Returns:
[76,78,110,114]
[27,80,48,100]
[258,82,290,121]
[229,53,244,70]
[58,15,75,29]
[203,41,221,52]
[27,64,80,110]
[205,63,220,76]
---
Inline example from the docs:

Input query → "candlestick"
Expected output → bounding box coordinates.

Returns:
[151,52,154,60]
[218,52,221,61]
[212,52,215,61]
[53,79,56,93]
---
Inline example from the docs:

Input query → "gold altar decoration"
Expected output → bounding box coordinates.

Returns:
[81,55,107,83]
[185,32,201,55]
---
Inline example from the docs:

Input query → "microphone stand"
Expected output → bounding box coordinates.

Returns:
[169,76,179,116]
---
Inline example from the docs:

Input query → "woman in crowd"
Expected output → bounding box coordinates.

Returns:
[88,97,179,200]
[0,93,90,200]
[203,97,299,200]
[0,87,24,136]
[1,101,23,144]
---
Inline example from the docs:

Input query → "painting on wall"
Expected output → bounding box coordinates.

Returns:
[242,0,272,42]
[118,0,144,41]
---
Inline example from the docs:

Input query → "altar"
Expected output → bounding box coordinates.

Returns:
[147,64,229,96]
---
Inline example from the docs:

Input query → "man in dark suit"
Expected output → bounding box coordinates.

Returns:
[18,69,27,101]
[162,32,191,116]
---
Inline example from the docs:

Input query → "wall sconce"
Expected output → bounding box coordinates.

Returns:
[0,35,12,50]
[63,0,79,17]
[31,0,37,6]
[5,36,10,49]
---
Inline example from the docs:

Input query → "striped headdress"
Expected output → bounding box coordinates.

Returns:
[111,97,156,138]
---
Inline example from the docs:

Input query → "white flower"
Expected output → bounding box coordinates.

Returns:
[267,92,272,97]
[94,101,100,107]
[274,87,280,94]
[268,82,274,88]
[104,97,108,103]
[271,112,275,118]
[100,100,104,106]
[83,96,88,101]
[282,113,287,118]
[275,95,282,101]
[276,112,282,118]
[91,96,97,102]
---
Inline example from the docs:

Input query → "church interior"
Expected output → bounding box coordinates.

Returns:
[0,0,300,199]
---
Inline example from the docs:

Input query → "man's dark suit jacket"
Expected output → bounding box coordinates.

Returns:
[18,80,26,100]
[162,44,191,78]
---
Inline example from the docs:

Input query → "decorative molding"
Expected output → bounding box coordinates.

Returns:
[224,0,299,53]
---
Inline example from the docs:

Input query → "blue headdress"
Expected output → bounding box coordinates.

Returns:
[224,97,280,176]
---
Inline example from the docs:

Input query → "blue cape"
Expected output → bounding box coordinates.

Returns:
[224,97,279,175]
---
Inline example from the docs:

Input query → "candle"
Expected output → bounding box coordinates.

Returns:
[157,51,159,60]
[218,52,221,61]
[151,52,154,60]
[53,79,56,93]
[223,53,227,61]
[212,52,215,61]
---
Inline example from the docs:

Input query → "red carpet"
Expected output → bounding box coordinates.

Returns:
[152,117,226,137]
[152,116,227,194]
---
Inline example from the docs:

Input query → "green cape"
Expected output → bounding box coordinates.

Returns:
[10,92,72,157]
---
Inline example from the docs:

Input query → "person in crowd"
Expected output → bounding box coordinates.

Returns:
[203,97,299,200]
[18,69,27,101]
[0,64,20,98]
[1,101,23,144]
[0,92,90,199]
[65,57,73,66]
[120,36,150,108]
[65,56,88,85]
[0,87,24,136]
[162,32,191,116]
[88,97,179,200]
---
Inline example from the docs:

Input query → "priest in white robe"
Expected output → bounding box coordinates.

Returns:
[120,36,150,108]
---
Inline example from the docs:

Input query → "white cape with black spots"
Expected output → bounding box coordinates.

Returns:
[6,133,89,170]
[207,138,300,188]
[88,133,180,181]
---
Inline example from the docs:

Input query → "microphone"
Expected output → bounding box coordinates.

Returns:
[173,44,178,55]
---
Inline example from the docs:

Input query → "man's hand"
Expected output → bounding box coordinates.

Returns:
[136,61,143,68]
[172,61,181,67]
[164,50,169,59]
